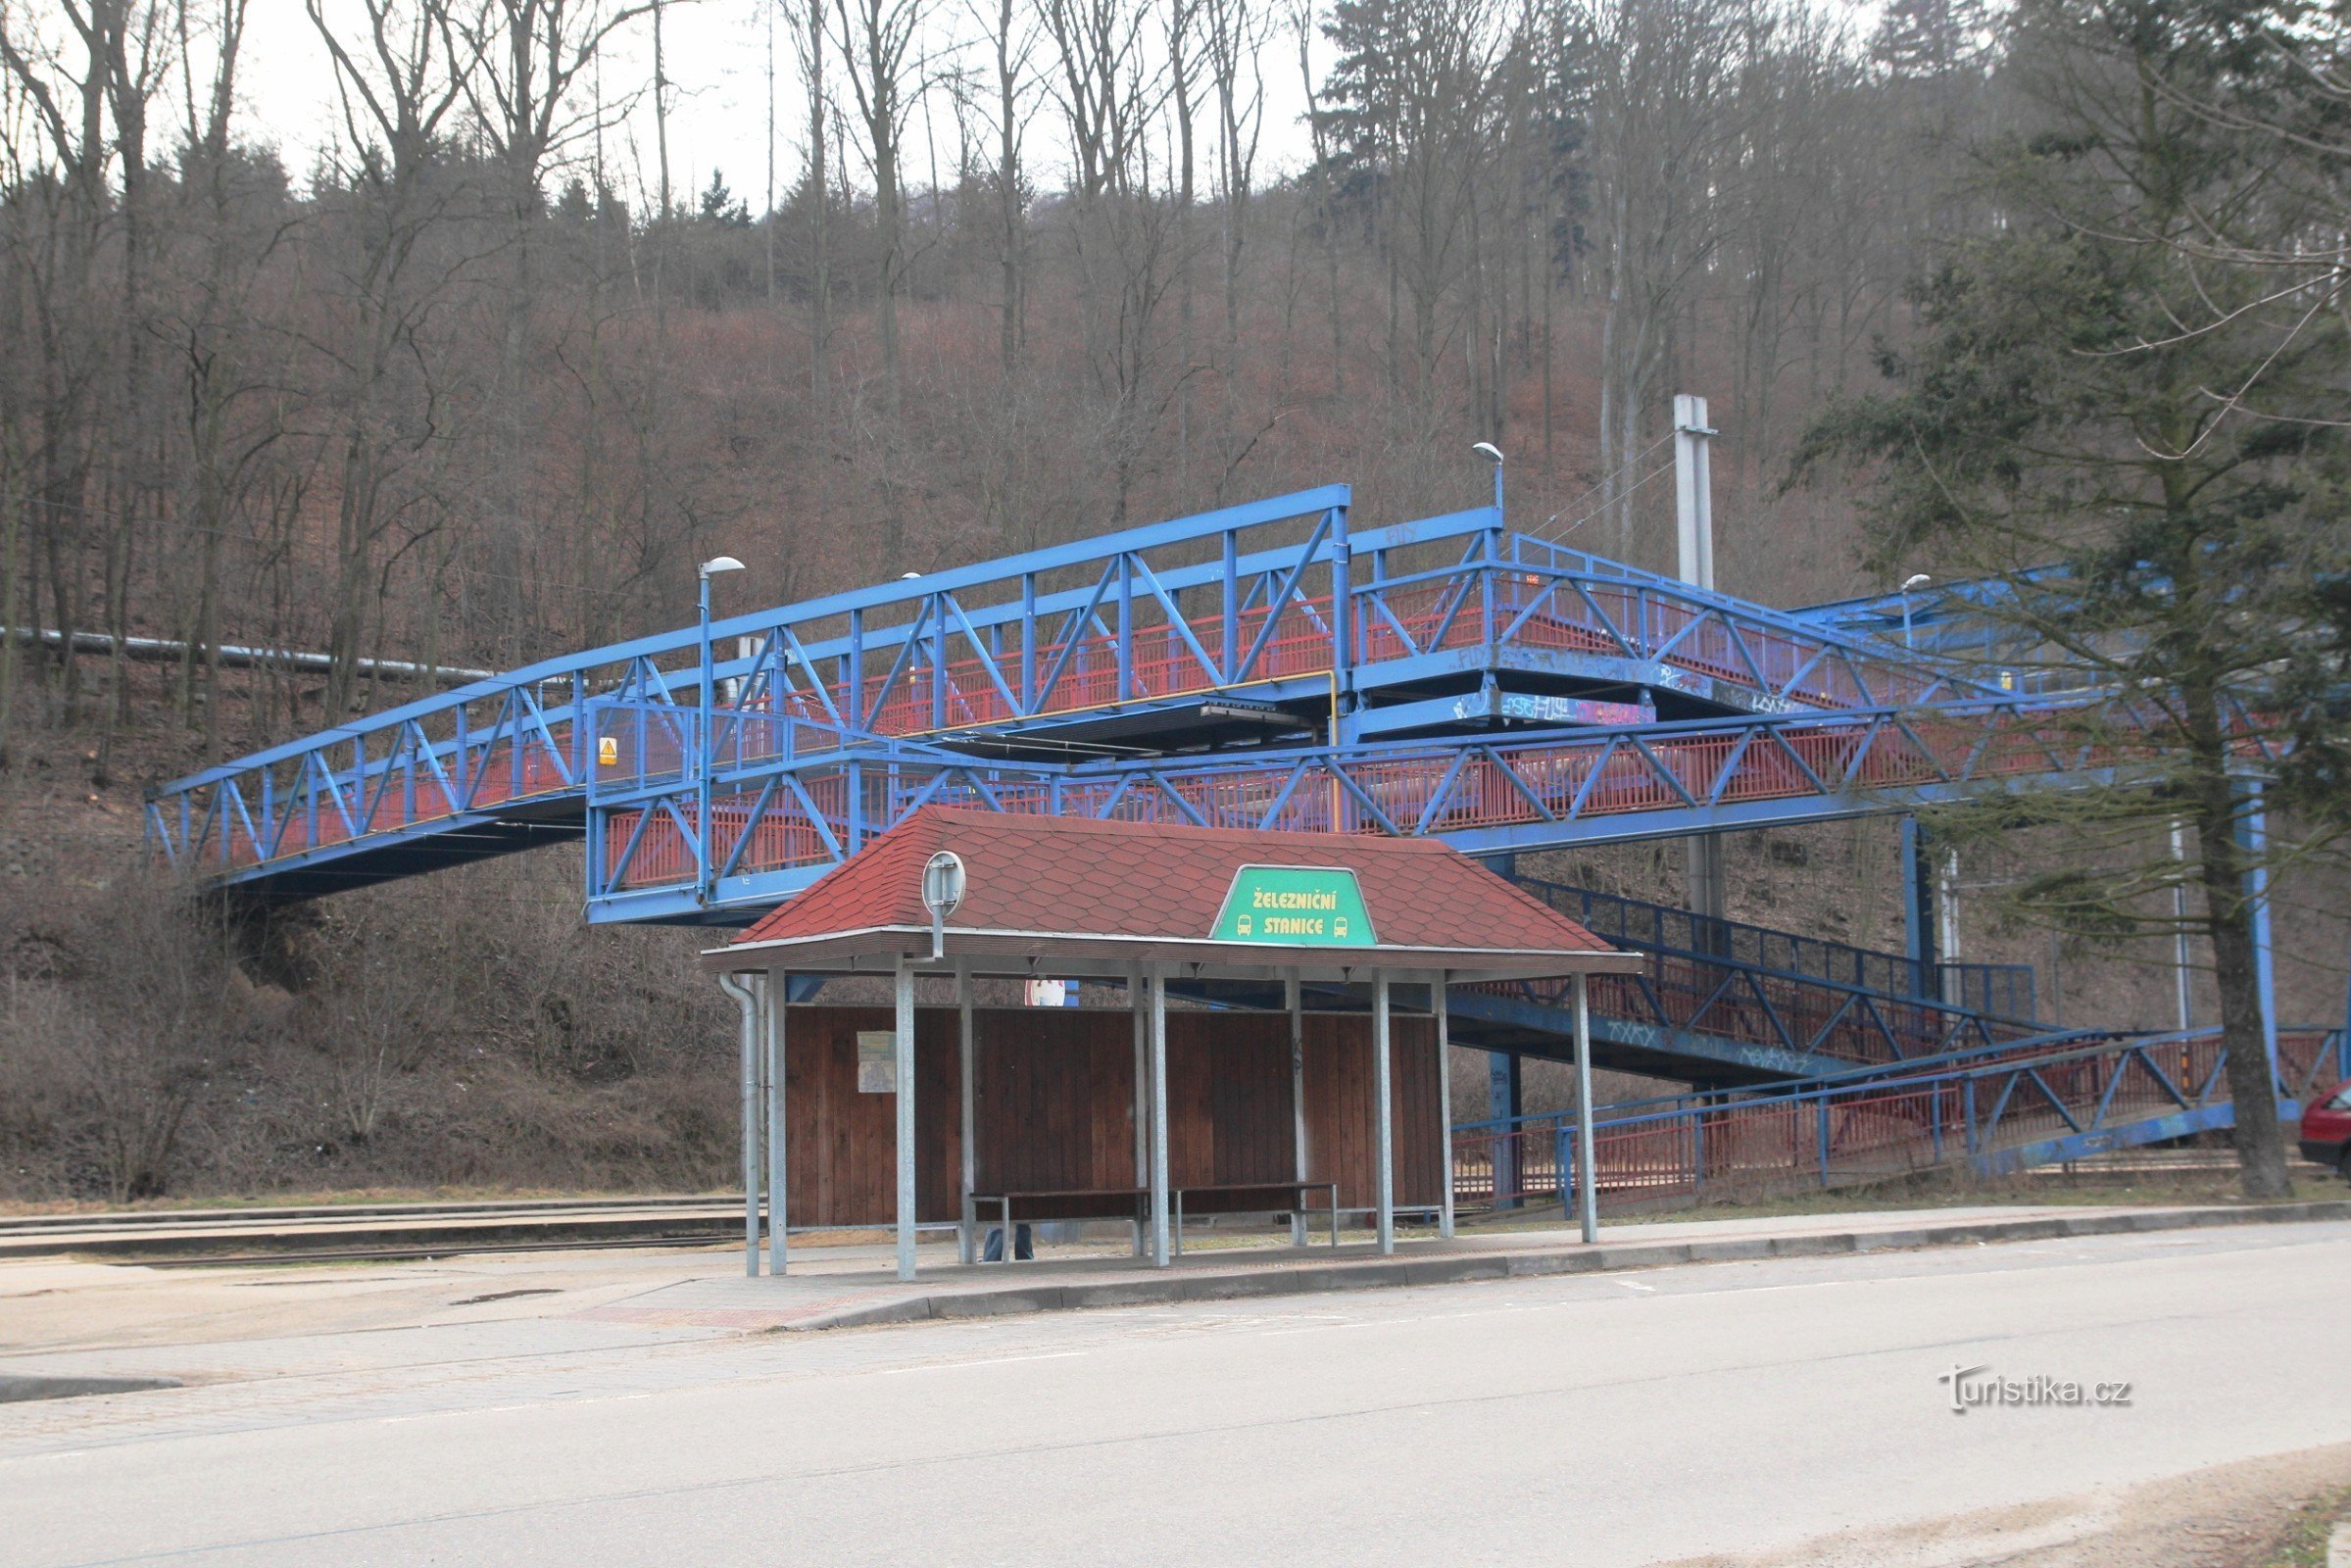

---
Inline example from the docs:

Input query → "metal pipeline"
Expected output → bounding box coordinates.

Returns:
[2,625,495,684]
[717,972,761,1276]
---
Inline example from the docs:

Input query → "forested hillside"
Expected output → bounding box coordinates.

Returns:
[0,0,2007,775]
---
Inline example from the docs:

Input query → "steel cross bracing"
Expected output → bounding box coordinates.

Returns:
[587,688,2262,922]
[1793,567,2115,699]
[145,484,2013,906]
[1452,1024,2350,1211]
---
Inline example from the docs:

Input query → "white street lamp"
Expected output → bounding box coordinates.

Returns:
[1473,442,1504,516]
[1900,572,1932,651]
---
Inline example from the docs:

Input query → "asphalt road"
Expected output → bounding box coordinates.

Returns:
[7,1221,2350,1566]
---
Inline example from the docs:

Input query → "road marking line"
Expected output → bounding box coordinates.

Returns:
[877,1351,1085,1376]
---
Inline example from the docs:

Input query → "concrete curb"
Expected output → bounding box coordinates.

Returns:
[0,1373,183,1403]
[789,1199,2351,1332]
[0,1213,744,1262]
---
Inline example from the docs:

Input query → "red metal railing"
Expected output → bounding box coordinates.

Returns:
[599,701,2131,894]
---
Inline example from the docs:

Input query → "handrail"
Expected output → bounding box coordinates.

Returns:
[1508,873,2038,1023]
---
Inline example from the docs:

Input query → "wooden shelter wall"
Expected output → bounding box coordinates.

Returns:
[780,1007,962,1227]
[1302,1014,1443,1211]
[974,1010,1137,1213]
[779,1005,1439,1228]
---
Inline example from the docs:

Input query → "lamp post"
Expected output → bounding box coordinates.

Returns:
[1899,572,1932,651]
[698,555,746,904]
[1473,442,1504,518]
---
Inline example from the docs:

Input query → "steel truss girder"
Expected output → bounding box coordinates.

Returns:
[586,691,2229,913]
[150,487,1985,889]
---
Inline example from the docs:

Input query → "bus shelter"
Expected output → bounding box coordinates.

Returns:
[700,807,1641,1282]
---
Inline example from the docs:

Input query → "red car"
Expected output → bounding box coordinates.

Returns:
[2300,1079,2351,1177]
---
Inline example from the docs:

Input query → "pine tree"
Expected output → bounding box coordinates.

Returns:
[1798,0,2351,1199]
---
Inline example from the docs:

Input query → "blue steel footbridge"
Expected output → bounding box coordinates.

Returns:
[143,485,2291,1102]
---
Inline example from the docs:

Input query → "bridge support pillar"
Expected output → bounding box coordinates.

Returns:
[1685,835,1728,956]
[1488,1052,1522,1208]
[1901,817,1936,1000]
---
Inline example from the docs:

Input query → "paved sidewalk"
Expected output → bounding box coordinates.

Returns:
[567,1197,2351,1332]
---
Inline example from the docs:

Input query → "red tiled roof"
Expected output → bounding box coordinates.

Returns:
[733,807,1615,956]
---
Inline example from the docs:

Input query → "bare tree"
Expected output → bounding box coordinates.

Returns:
[303,0,478,718]
[833,0,931,430]
[1580,0,1746,554]
[455,0,648,661]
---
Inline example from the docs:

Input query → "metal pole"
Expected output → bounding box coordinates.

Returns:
[1288,969,1306,1248]
[716,972,759,1276]
[1149,964,1170,1267]
[1573,972,1598,1244]
[1937,850,1962,1007]
[2237,782,2281,1085]
[697,573,712,905]
[957,962,976,1266]
[1901,816,1935,1000]
[1488,1051,1521,1207]
[1131,960,1149,1258]
[1373,972,1395,1255]
[1673,394,1714,592]
[1673,394,1723,943]
[2171,820,2194,1033]
[766,972,787,1275]
[894,956,917,1283]
[1435,973,1454,1240]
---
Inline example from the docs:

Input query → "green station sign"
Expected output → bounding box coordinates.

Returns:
[1210,864,1378,947]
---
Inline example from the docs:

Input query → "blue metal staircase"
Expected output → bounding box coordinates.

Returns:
[1454,1024,2350,1212]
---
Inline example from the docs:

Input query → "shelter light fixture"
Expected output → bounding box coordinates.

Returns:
[921,850,966,959]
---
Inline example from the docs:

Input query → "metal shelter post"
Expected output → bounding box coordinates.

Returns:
[765,973,787,1275]
[894,956,917,1282]
[1373,971,1395,1255]
[957,963,975,1266]
[1573,972,1598,1244]
[719,972,760,1277]
[1130,961,1149,1257]
[1287,969,1306,1248]
[1434,973,1454,1240]
[1148,964,1171,1267]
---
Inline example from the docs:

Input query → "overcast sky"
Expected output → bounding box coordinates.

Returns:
[235,0,1333,209]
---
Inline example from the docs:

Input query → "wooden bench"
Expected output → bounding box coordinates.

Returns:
[967,1181,1341,1262]
[1172,1182,1341,1255]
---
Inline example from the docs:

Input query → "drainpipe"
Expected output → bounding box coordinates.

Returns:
[718,972,761,1277]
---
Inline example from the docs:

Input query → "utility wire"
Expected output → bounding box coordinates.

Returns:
[1531,432,1676,542]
